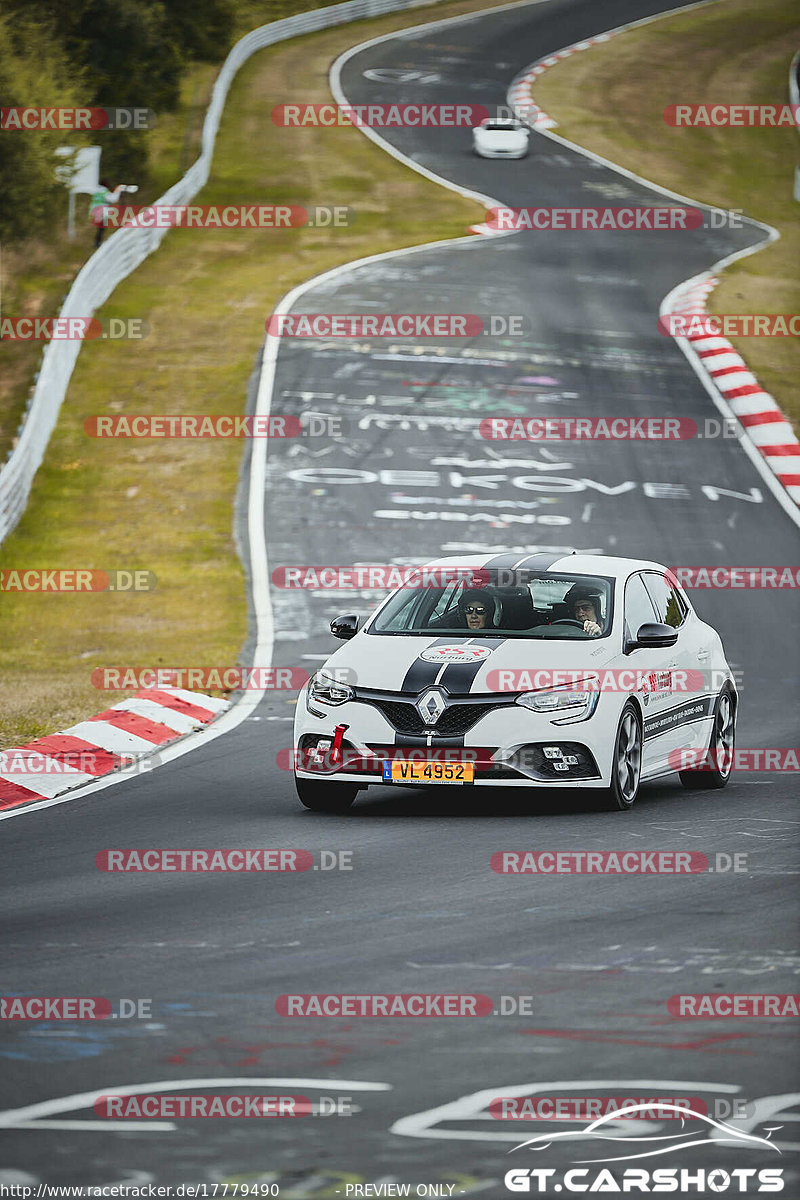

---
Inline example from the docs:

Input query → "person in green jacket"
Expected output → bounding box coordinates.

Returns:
[88,178,126,249]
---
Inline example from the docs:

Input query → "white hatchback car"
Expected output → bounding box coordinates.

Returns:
[292,553,737,813]
[472,117,530,158]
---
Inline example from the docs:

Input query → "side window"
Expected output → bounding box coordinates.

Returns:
[430,580,461,621]
[624,574,657,641]
[643,573,687,629]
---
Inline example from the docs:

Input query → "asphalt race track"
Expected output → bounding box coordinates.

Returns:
[1,0,799,1193]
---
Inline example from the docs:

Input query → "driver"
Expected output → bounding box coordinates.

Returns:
[459,589,492,630]
[564,584,604,637]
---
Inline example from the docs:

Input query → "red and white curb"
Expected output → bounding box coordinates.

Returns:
[0,687,230,811]
[503,14,799,511]
[663,276,800,505]
[507,33,617,133]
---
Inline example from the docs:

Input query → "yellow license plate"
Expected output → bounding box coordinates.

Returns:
[383,760,474,783]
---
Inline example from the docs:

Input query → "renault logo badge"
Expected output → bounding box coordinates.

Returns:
[416,688,446,725]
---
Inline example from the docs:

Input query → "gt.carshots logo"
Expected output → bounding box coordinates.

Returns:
[504,1168,784,1193]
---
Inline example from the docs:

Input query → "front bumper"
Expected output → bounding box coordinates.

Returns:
[292,688,611,788]
[473,143,528,159]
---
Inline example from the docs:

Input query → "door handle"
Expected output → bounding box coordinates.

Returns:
[697,647,710,663]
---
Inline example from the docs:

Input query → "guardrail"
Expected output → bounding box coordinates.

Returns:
[0,0,445,545]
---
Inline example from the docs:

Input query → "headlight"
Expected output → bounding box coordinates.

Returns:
[516,683,599,723]
[308,670,354,707]
[517,689,589,713]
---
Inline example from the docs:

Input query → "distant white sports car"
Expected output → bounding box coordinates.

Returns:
[293,553,737,813]
[472,117,530,158]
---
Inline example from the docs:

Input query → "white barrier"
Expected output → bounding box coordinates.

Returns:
[0,0,445,544]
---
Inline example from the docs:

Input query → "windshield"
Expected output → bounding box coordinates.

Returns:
[368,570,614,639]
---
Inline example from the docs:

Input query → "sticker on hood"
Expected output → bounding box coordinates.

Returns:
[418,644,495,664]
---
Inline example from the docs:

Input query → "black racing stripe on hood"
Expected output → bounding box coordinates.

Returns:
[513,551,569,572]
[483,552,529,570]
[439,636,506,694]
[401,637,466,694]
[481,551,570,582]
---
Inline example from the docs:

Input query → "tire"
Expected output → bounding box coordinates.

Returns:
[295,775,358,813]
[603,702,643,811]
[679,687,735,790]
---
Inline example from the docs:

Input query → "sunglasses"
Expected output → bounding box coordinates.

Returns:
[464,606,488,615]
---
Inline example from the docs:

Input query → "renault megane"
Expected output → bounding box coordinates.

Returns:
[292,552,736,813]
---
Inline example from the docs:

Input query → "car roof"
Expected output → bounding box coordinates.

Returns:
[413,553,669,580]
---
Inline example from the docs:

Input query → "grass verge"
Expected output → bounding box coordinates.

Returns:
[534,0,800,432]
[0,0,502,748]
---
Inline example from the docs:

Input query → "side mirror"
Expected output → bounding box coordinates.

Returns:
[633,621,679,649]
[330,614,359,640]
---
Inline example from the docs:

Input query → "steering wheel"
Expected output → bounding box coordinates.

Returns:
[551,618,584,628]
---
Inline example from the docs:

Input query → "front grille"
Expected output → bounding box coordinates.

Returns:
[366,698,504,737]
